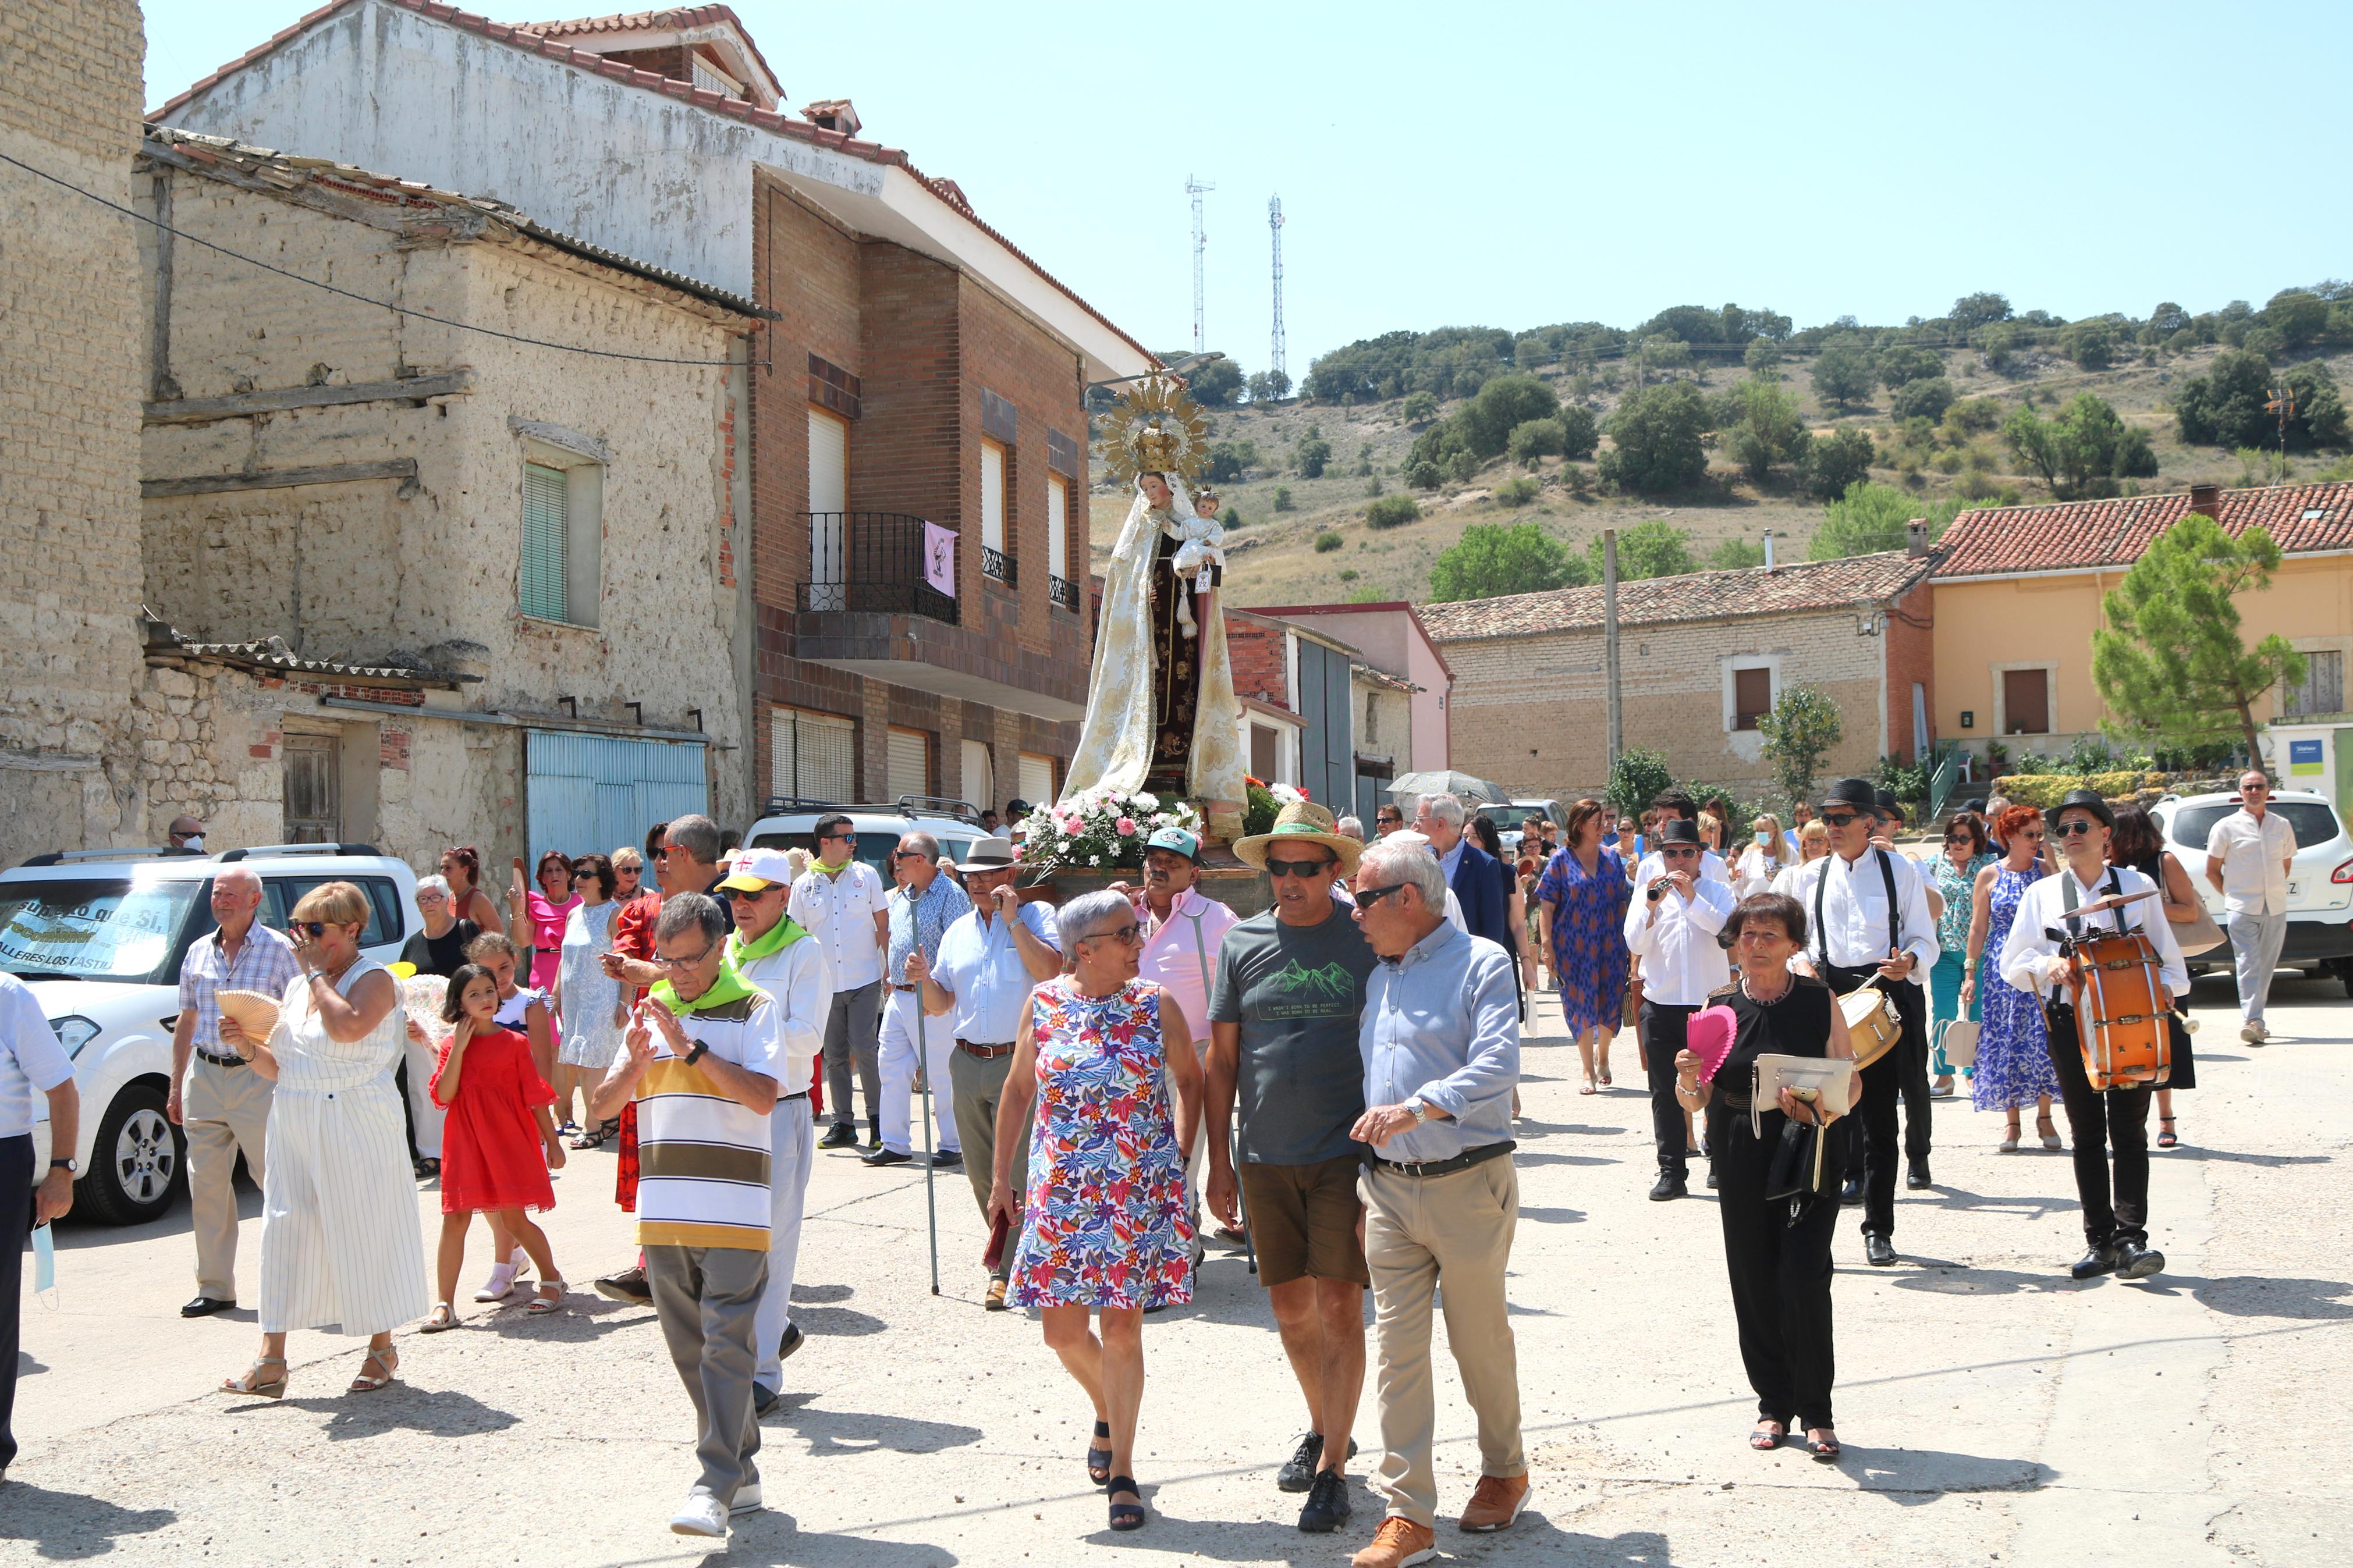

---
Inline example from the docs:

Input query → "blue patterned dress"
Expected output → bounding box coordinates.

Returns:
[1972,865,2062,1112]
[1010,977,1194,1310]
[1537,846,1631,1036]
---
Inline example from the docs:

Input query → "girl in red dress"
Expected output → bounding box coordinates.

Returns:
[418,964,567,1330]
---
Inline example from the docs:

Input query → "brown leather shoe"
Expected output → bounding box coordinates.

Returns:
[984,1278,1009,1311]
[1457,1472,1530,1533]
[1350,1516,1435,1568]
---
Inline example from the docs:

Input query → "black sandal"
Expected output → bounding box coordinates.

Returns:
[2157,1117,2178,1149]
[1749,1420,1784,1450]
[1106,1475,1145,1531]
[1809,1431,1842,1463]
[1085,1420,1112,1487]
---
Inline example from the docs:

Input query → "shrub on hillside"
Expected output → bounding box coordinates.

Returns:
[2060,318,2118,370]
[2004,392,2159,498]
[1805,426,1877,499]
[1598,382,1708,494]
[1456,375,1560,458]
[1722,377,1809,482]
[2176,350,2347,450]
[1272,485,1296,512]
[1402,389,1438,424]
[1493,475,1539,507]
[1890,376,1956,423]
[1743,337,1784,377]
[1429,521,1580,602]
[1810,333,1876,411]
[1943,395,2004,440]
[1556,403,1600,461]
[1403,459,1443,489]
[1445,450,1478,484]
[1876,344,1943,392]
[1507,417,1567,467]
[1365,494,1422,529]
[1296,425,1332,478]
[1202,439,1258,482]
[1314,530,1343,553]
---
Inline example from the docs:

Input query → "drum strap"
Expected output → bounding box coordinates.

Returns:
[1812,848,1904,967]
[2060,867,2124,938]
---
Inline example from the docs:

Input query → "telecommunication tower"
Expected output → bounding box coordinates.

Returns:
[1268,194,1287,389]
[1186,174,1215,353]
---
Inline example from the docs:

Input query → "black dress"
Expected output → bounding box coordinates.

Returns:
[1143,522,1221,801]
[2125,851,2196,1091]
[1706,973,1845,1431]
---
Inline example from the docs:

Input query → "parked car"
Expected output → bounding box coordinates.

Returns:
[0,842,419,1224]
[1508,798,1568,832]
[742,797,989,884]
[2149,790,2353,992]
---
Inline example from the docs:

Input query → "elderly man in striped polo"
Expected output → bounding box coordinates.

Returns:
[591,892,786,1541]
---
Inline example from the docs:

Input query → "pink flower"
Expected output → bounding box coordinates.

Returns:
[1116,817,1137,835]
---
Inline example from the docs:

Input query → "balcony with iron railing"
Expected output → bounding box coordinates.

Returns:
[798,511,957,624]
[981,543,1016,586]
[1049,574,1080,612]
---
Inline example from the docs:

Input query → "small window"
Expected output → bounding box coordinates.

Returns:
[2003,668,2050,734]
[1046,474,1074,609]
[961,738,994,811]
[2282,649,2344,717]
[886,726,930,799]
[1733,667,1773,731]
[1017,751,1055,809]
[771,707,857,804]
[1250,723,1279,781]
[521,461,569,621]
[265,876,399,948]
[981,440,1013,584]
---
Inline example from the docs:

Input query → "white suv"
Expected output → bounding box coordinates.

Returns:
[2149,790,2353,993]
[741,797,991,883]
[0,842,418,1224]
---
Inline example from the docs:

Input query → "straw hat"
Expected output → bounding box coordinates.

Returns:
[1232,799,1363,876]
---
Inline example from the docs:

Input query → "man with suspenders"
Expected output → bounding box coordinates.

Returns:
[1787,777,1940,1267]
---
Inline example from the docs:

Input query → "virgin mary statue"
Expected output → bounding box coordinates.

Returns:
[1061,375,1245,838]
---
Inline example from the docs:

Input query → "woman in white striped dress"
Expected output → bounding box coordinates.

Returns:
[217,881,430,1399]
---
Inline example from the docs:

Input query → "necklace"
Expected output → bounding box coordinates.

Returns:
[1741,972,1793,1007]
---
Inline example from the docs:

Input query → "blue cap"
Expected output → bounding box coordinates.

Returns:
[1145,824,1200,860]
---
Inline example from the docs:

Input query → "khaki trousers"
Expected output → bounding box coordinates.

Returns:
[1359,1157,1525,1528]
[183,1056,273,1301]
[947,1046,1030,1282]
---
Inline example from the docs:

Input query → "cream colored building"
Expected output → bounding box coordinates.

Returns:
[0,0,149,865]
[130,129,767,863]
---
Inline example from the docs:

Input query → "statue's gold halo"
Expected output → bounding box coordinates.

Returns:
[1100,374,1210,488]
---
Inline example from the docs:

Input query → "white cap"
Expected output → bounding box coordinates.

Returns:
[716,845,797,891]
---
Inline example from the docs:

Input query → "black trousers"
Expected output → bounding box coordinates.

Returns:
[1640,1001,1698,1177]
[1,1133,30,1472]
[1710,1104,1839,1429]
[2045,1004,2153,1247]
[1821,963,1928,1238]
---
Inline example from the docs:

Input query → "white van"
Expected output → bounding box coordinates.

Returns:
[0,842,418,1223]
[740,797,989,883]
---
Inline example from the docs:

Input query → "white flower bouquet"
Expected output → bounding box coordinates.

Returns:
[1016,788,1202,876]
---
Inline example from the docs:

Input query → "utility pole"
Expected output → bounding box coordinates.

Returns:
[2266,385,2298,486]
[1186,175,1215,355]
[1267,194,1286,393]
[1603,528,1623,769]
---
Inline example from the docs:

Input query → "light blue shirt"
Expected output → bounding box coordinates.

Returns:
[932,900,1061,1046]
[886,873,971,986]
[1439,838,1464,880]
[1359,920,1519,1164]
[1,972,76,1140]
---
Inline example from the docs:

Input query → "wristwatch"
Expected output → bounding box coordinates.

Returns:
[1405,1098,1432,1124]
[683,1040,709,1066]
[50,1158,76,1174]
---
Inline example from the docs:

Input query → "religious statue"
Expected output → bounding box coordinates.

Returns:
[1061,375,1246,839]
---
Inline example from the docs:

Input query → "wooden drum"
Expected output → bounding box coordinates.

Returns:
[2069,930,2172,1090]
[1839,984,1903,1071]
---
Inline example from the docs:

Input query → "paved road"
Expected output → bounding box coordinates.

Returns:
[8,972,2350,1566]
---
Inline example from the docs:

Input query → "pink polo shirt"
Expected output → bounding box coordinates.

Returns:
[1134,885,1240,1047]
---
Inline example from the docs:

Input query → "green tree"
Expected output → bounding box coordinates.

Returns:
[1599,382,1709,493]
[1744,336,1785,378]
[1809,482,1961,559]
[1403,458,1442,489]
[1456,374,1560,457]
[2059,319,2118,369]
[2263,289,2330,350]
[2149,301,2192,335]
[1202,439,1258,482]
[1722,377,1809,482]
[1556,402,1600,460]
[1401,389,1438,424]
[1876,344,1943,391]
[2174,348,2272,448]
[1756,682,1844,810]
[1365,493,1421,529]
[1428,521,1579,602]
[2006,393,2155,497]
[2092,514,2305,765]
[1605,748,1674,817]
[1272,485,1296,512]
[1890,376,1956,422]
[1708,536,1767,570]
[1587,518,1697,581]
[1950,291,2014,335]
[1805,425,1876,499]
[1943,395,2004,439]
[1187,357,1245,406]
[1811,334,1877,410]
[1507,417,1567,467]
[1296,424,1332,478]
[1314,530,1343,552]
[1244,368,1291,402]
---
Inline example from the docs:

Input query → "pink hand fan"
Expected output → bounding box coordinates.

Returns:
[1685,1005,1738,1084]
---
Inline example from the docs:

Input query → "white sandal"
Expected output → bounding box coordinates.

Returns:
[419,1302,460,1332]
[1999,1124,2021,1153]
[526,1278,567,1315]
[473,1261,519,1302]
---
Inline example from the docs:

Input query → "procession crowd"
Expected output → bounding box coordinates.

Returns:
[0,771,2301,1563]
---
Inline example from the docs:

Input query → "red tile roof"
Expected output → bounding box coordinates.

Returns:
[1418,551,1931,643]
[150,0,1155,371]
[514,6,782,102]
[1931,482,2353,578]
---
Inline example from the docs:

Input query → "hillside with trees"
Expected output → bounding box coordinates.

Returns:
[1089,287,2353,608]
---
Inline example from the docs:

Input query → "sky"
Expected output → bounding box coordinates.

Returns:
[144,2,2353,379]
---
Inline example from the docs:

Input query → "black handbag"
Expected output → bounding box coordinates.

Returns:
[1762,1117,1820,1204]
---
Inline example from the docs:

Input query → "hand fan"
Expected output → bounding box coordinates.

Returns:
[1685,1004,1738,1083]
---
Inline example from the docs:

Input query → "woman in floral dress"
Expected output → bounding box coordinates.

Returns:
[989,890,1201,1535]
[1536,798,1631,1093]
[1962,805,2061,1150]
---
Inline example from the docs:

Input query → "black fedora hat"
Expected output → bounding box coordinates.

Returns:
[2044,788,2116,834]
[1821,777,1876,813]
[1656,817,1702,847]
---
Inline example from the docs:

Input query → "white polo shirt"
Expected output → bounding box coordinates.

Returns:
[1,972,74,1140]
[787,860,889,990]
[2205,808,2296,916]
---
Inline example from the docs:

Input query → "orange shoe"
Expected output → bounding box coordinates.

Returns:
[1350,1515,1435,1567]
[1457,1472,1530,1532]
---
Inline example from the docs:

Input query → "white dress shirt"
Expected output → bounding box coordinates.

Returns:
[2205,808,2296,916]
[1997,864,2188,1000]
[1634,848,1731,886]
[932,900,1062,1045]
[1784,848,1940,975]
[786,860,888,990]
[1,972,76,1140]
[1621,876,1737,1005]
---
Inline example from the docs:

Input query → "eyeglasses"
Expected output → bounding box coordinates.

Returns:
[655,944,717,969]
[889,848,931,860]
[2053,820,2100,838]
[414,890,446,904]
[1822,812,1861,829]
[1082,923,1142,946]
[1354,881,1409,908]
[1660,847,1700,859]
[1265,856,1336,879]
[293,920,332,938]
[652,848,670,861]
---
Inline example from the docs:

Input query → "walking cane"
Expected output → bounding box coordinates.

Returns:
[915,982,942,1296]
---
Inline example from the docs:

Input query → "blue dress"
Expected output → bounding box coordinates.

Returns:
[1537,846,1631,1036]
[1972,866,2062,1112]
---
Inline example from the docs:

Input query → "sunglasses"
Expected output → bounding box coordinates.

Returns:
[1822,812,1861,829]
[723,885,777,901]
[889,848,931,860]
[1265,856,1336,879]
[1660,847,1700,859]
[820,832,855,844]
[293,920,334,938]
[2053,820,2100,837]
[1083,922,1142,946]
[1354,881,1409,908]
[652,847,670,860]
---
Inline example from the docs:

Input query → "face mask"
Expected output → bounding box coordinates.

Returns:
[1754,833,1771,848]
[183,835,204,851]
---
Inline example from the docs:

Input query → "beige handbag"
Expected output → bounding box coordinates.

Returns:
[1936,1017,1980,1069]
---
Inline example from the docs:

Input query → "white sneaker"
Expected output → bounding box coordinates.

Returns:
[729,1481,764,1516]
[669,1493,729,1537]
[472,1262,518,1303]
[2241,1021,2265,1045]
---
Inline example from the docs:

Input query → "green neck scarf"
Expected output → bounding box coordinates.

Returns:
[650,957,757,1016]
[727,916,808,968]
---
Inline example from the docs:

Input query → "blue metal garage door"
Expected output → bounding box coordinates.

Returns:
[526,730,709,865]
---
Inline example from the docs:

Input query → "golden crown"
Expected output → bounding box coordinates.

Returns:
[1100,374,1208,488]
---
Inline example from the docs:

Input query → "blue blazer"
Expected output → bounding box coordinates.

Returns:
[1449,841,1511,951]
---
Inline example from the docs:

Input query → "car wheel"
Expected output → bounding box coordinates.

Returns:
[79,1082,185,1226]
[2333,957,2353,999]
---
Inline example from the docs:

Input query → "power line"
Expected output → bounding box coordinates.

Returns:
[0,147,765,368]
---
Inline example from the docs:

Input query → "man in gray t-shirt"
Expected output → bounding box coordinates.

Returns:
[1203,801,1382,1531]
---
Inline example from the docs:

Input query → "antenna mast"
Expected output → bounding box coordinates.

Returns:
[1186,174,1215,354]
[1268,194,1287,392]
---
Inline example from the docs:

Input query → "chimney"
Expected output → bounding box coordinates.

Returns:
[2188,483,2222,519]
[1762,530,1775,570]
[1905,518,1930,557]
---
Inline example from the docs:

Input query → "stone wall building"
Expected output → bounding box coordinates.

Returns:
[131,129,765,864]
[1421,552,1935,808]
[0,0,148,865]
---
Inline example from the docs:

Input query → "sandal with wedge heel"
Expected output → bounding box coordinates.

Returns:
[219,1356,289,1400]
[347,1345,399,1394]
